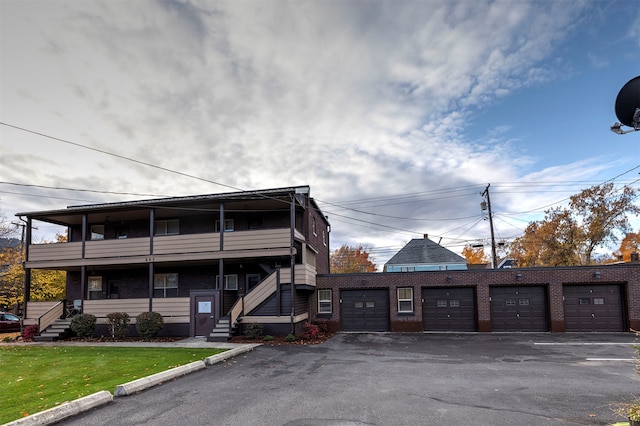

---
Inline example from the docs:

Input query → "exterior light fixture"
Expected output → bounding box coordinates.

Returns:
[593,270,601,279]
[446,276,452,283]
[516,273,523,282]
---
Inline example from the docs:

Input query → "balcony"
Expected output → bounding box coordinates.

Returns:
[26,228,300,268]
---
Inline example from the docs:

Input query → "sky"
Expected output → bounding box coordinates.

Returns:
[1,0,639,268]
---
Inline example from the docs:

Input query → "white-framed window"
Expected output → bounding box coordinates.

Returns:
[90,225,104,240]
[322,229,327,246]
[155,219,179,236]
[154,273,178,297]
[397,287,413,313]
[312,216,317,236]
[88,276,103,300]
[318,289,332,314]
[215,219,234,232]
[216,274,238,290]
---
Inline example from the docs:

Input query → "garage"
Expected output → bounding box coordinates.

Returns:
[563,284,625,332]
[340,289,389,332]
[422,287,476,332]
[490,286,548,332]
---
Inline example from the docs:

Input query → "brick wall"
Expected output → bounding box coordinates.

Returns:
[312,264,640,333]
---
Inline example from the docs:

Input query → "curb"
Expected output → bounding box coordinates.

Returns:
[4,391,113,426]
[114,360,206,396]
[204,343,259,365]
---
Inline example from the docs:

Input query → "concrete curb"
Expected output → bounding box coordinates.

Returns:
[204,343,260,365]
[114,360,206,396]
[4,390,113,426]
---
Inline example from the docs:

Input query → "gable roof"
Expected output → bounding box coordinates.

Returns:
[385,237,467,266]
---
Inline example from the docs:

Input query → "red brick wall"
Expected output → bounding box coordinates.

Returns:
[312,265,640,333]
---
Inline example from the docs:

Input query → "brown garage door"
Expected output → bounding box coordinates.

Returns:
[490,286,548,332]
[422,287,476,332]
[563,285,625,332]
[341,289,390,332]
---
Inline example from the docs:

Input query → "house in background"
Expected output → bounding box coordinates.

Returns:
[18,186,330,340]
[383,234,468,272]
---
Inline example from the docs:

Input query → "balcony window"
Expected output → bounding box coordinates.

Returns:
[318,289,332,314]
[216,274,238,290]
[155,219,179,236]
[215,219,234,232]
[88,276,103,299]
[154,273,178,297]
[90,225,104,240]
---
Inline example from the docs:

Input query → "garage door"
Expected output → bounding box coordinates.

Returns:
[422,287,476,332]
[490,286,548,332]
[341,289,389,332]
[563,285,625,332]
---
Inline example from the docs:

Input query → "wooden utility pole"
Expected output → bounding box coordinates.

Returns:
[482,184,498,269]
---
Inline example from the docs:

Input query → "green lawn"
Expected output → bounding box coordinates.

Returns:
[0,345,226,424]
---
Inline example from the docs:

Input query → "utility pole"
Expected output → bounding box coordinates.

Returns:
[481,184,498,269]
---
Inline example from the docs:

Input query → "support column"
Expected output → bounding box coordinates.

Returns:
[80,266,86,313]
[148,262,154,312]
[218,203,224,316]
[290,195,296,334]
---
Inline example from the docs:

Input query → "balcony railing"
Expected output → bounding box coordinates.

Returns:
[26,228,298,268]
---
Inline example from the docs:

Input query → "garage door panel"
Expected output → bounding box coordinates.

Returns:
[563,285,624,332]
[423,287,476,332]
[490,286,548,332]
[341,289,389,332]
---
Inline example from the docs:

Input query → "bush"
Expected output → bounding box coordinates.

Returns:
[70,313,97,338]
[136,312,164,340]
[263,335,274,342]
[245,323,263,340]
[106,312,130,339]
[310,318,330,334]
[299,321,320,340]
[21,324,39,341]
[285,333,296,342]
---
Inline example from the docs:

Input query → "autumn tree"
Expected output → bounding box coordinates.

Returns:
[611,232,640,262]
[509,183,639,267]
[461,246,489,265]
[330,245,377,273]
[0,233,67,311]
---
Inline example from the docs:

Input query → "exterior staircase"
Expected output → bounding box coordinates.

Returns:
[207,316,234,342]
[33,318,73,342]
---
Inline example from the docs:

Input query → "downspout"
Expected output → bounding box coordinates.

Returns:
[219,203,224,321]
[290,194,296,335]
[22,217,31,319]
[148,209,155,312]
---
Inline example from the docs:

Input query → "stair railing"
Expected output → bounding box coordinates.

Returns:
[37,300,65,334]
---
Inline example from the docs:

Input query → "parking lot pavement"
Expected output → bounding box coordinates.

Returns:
[60,333,640,426]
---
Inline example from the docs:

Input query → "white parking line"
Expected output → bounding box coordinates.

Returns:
[534,342,636,346]
[585,358,635,362]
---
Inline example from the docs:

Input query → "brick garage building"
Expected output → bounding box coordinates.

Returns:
[312,264,640,333]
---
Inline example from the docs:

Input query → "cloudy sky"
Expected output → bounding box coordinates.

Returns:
[1,0,639,267]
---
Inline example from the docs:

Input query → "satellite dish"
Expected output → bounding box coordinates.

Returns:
[614,75,640,128]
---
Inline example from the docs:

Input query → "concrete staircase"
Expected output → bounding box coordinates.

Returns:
[33,319,73,342]
[207,316,235,342]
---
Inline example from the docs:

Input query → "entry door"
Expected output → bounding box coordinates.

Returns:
[192,292,219,337]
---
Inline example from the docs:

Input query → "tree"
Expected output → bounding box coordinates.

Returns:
[611,232,640,262]
[509,183,639,267]
[461,246,489,264]
[330,245,377,273]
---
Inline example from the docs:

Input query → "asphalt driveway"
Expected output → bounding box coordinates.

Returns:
[60,333,640,425]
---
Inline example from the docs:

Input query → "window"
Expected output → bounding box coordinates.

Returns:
[449,299,460,308]
[400,266,415,272]
[215,219,234,232]
[88,276,102,299]
[312,216,317,236]
[154,273,178,297]
[246,274,261,291]
[578,297,591,305]
[437,300,447,308]
[216,274,238,290]
[155,219,179,236]
[318,289,332,314]
[322,229,327,246]
[506,298,516,306]
[518,298,530,306]
[593,297,605,305]
[90,225,104,240]
[397,288,413,313]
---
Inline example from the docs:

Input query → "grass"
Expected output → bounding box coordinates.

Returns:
[0,345,226,424]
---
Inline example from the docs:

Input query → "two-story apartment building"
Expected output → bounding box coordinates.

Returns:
[18,186,330,339]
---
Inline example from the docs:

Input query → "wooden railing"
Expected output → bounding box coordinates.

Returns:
[230,269,280,327]
[83,298,190,324]
[24,301,61,325]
